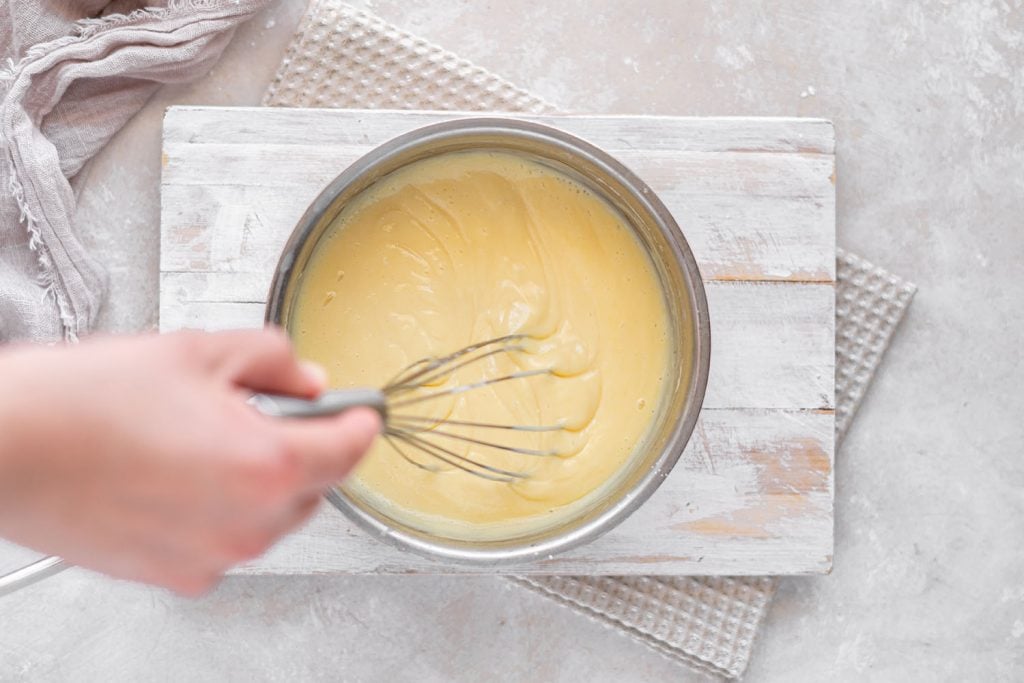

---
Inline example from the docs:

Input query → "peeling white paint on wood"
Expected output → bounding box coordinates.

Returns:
[245,408,833,577]
[160,107,835,575]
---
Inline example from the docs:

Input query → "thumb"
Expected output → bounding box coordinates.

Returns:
[273,407,383,490]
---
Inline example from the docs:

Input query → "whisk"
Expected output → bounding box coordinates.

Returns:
[0,336,562,600]
[249,335,565,482]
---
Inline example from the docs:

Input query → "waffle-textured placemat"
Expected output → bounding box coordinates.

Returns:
[262,2,916,678]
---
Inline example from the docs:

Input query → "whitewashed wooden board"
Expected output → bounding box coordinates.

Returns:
[160,106,835,575]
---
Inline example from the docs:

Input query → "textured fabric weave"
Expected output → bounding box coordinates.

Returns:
[513,576,777,679]
[835,250,917,439]
[263,2,554,114]
[0,0,273,342]
[262,2,917,678]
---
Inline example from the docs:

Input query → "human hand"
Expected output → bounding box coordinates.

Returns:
[0,329,380,596]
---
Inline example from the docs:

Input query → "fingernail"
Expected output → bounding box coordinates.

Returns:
[300,360,329,389]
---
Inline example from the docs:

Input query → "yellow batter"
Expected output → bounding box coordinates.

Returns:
[290,151,671,540]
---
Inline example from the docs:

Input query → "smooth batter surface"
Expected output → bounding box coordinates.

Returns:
[290,151,671,540]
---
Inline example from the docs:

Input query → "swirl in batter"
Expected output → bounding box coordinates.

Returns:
[290,151,671,540]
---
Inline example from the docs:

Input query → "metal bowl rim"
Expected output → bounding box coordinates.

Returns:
[265,116,711,567]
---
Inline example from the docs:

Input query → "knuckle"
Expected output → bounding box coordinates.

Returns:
[236,440,302,505]
[265,443,303,496]
[270,439,303,480]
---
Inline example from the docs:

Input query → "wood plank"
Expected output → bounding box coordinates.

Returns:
[161,183,834,283]
[160,184,836,285]
[165,106,836,154]
[163,144,833,199]
[160,273,835,411]
[235,408,833,576]
[161,107,836,282]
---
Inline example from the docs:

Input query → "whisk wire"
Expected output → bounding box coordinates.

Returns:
[388,367,552,410]
[382,334,524,394]
[385,344,523,394]
[388,414,564,433]
[374,335,563,481]
[389,430,528,482]
[387,421,558,457]
[385,434,441,473]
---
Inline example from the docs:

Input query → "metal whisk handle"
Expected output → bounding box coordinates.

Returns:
[0,556,66,598]
[248,388,387,420]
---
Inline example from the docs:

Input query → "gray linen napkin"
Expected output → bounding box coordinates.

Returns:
[0,0,273,342]
[262,2,917,678]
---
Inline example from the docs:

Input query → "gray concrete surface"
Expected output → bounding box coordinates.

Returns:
[2,0,1023,680]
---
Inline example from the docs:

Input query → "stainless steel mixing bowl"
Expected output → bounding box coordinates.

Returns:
[265,118,711,566]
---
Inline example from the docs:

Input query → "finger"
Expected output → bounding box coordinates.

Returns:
[168,573,221,598]
[87,543,221,598]
[274,407,382,490]
[198,328,326,398]
[246,494,322,557]
[206,495,323,568]
[117,558,219,598]
[276,494,322,537]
